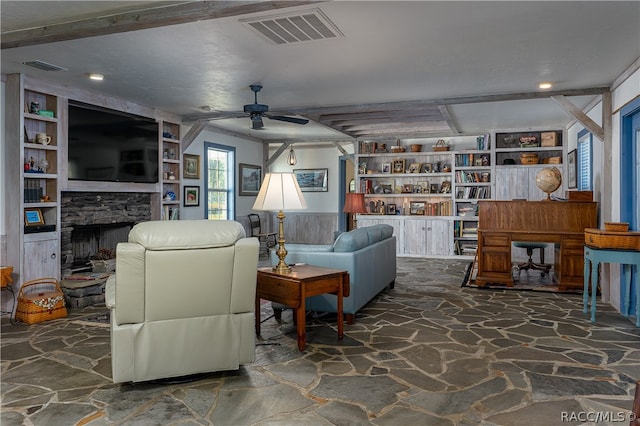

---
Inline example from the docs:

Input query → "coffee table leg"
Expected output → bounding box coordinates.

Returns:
[337,275,344,340]
[297,296,306,351]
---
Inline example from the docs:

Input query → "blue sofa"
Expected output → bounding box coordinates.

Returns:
[271,224,396,323]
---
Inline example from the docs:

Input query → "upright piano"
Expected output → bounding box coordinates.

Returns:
[476,200,598,291]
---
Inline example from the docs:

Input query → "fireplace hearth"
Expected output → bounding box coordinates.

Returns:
[61,192,152,277]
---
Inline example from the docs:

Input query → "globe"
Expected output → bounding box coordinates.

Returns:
[535,167,562,199]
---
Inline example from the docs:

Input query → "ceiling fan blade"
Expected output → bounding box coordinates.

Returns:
[265,114,309,125]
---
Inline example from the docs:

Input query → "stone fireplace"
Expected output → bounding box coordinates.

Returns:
[61,192,152,277]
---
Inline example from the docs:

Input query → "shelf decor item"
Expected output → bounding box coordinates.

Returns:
[433,139,449,152]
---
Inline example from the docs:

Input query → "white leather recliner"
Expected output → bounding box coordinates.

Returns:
[105,220,259,383]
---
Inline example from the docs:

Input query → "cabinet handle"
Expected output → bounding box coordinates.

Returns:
[427,227,432,231]
[51,253,56,259]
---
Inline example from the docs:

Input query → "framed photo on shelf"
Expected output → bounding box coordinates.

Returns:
[183,154,200,179]
[294,168,328,192]
[402,183,413,193]
[387,204,397,215]
[567,149,577,189]
[421,163,432,173]
[24,208,45,226]
[430,183,439,193]
[379,180,395,194]
[239,163,262,196]
[417,181,430,193]
[392,159,405,174]
[381,163,391,173]
[408,163,421,173]
[410,201,426,215]
[183,186,200,207]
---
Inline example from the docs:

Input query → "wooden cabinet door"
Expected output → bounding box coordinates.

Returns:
[23,237,59,282]
[425,219,453,256]
[358,218,403,255]
[403,219,426,255]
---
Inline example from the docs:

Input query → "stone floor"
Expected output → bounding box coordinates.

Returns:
[1,257,639,425]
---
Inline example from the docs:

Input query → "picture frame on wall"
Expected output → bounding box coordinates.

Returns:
[568,149,577,189]
[239,163,262,196]
[183,186,200,207]
[183,154,200,179]
[294,168,328,192]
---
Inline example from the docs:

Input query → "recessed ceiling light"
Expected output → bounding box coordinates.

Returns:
[200,105,212,111]
[538,82,552,89]
[88,73,104,81]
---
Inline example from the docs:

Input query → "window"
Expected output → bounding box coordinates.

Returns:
[205,142,235,220]
[576,129,592,191]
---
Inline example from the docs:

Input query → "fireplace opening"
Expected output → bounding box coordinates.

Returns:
[70,223,133,272]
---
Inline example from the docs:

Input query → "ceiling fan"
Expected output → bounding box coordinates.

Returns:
[243,84,309,130]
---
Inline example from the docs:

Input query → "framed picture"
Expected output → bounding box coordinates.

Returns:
[183,154,200,179]
[418,181,430,193]
[387,204,397,215]
[408,163,421,173]
[392,159,405,174]
[381,162,391,173]
[440,180,451,193]
[421,163,432,173]
[24,208,44,226]
[294,168,328,192]
[239,163,262,196]
[379,180,395,194]
[410,201,426,215]
[568,149,577,189]
[183,186,200,207]
[430,183,439,193]
[402,183,413,193]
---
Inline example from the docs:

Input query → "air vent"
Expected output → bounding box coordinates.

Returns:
[241,8,343,45]
[22,60,68,72]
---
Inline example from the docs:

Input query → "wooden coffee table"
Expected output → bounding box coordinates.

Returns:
[255,264,350,351]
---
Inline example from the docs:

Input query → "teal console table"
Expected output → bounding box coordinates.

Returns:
[583,245,640,327]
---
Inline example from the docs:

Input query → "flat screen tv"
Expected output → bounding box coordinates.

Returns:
[67,100,159,183]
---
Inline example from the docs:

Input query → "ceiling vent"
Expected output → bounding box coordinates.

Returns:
[241,8,343,45]
[22,60,68,72]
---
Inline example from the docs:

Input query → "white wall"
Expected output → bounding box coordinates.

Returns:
[268,144,354,213]
[1,79,6,263]
[180,126,265,221]
[566,66,640,313]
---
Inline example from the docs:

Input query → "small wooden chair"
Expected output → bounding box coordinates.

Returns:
[248,214,276,257]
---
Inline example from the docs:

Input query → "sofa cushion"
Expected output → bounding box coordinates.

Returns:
[333,227,369,252]
[129,220,246,250]
[366,224,393,244]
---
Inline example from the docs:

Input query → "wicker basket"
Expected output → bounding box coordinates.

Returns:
[16,278,68,324]
[604,222,629,232]
[585,228,640,250]
[520,153,539,164]
[410,144,422,152]
[433,146,449,152]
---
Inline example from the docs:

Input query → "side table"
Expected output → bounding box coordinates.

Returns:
[583,246,640,327]
[255,264,350,351]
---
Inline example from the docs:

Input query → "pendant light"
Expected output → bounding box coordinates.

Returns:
[287,144,297,165]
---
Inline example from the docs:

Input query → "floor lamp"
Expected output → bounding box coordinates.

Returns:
[343,192,367,229]
[252,172,307,274]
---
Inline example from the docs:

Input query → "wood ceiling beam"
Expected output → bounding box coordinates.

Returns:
[290,87,609,117]
[318,107,441,122]
[344,121,448,132]
[181,120,207,152]
[551,95,605,141]
[438,105,460,135]
[324,113,443,127]
[1,1,320,49]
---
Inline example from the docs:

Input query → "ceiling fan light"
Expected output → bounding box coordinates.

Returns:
[538,82,552,89]
[287,147,297,165]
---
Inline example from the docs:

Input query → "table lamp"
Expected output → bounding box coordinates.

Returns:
[253,172,307,274]
[343,192,367,229]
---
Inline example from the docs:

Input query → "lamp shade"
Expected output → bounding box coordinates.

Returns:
[253,172,307,211]
[343,192,367,214]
